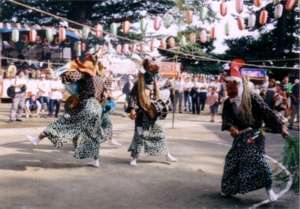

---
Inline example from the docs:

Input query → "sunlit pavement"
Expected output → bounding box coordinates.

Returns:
[0,103,298,209]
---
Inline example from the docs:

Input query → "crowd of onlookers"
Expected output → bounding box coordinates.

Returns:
[0,64,299,130]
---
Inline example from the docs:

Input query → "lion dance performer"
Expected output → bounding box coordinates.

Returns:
[127,58,177,166]
[220,59,289,201]
[27,53,108,167]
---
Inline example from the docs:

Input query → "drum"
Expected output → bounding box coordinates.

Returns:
[151,99,168,120]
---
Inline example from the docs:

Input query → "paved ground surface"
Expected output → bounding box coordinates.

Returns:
[0,103,298,209]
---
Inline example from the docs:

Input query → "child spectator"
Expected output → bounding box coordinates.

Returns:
[25,94,41,118]
[206,87,219,122]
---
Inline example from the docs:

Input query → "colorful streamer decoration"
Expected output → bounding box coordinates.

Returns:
[29,28,37,43]
[248,13,256,28]
[45,27,54,42]
[110,23,118,36]
[210,26,216,40]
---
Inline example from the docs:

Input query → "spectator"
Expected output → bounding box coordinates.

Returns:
[191,77,200,114]
[206,87,219,122]
[198,76,208,113]
[264,79,276,109]
[183,77,192,112]
[49,76,64,117]
[25,94,42,118]
[37,73,51,115]
[174,75,184,113]
[289,79,299,129]
[9,70,27,122]
[282,76,293,95]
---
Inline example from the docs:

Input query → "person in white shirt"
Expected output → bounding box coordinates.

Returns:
[48,76,64,117]
[9,70,27,122]
[191,77,200,114]
[174,75,184,113]
[37,73,51,114]
[183,77,193,112]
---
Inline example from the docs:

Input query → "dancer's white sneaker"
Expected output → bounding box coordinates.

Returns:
[26,135,40,145]
[110,139,122,147]
[129,158,137,166]
[266,189,278,202]
[166,153,177,162]
[88,159,100,168]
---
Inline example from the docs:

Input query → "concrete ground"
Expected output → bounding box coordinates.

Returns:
[0,103,298,209]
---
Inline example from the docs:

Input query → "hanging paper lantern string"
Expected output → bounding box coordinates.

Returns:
[274,4,284,18]
[122,20,130,35]
[95,24,103,38]
[185,10,193,24]
[254,0,262,7]
[235,0,244,14]
[11,29,19,42]
[259,9,268,25]
[248,13,256,28]
[200,30,207,43]
[237,16,245,31]
[220,1,228,17]
[153,17,161,31]
[189,32,197,44]
[285,0,296,11]
[58,26,66,43]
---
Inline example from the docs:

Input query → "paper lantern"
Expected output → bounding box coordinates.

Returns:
[220,1,228,16]
[116,44,122,54]
[29,29,37,43]
[285,0,296,11]
[189,32,197,44]
[210,26,216,40]
[225,22,230,36]
[167,37,176,48]
[95,24,103,38]
[122,20,130,34]
[254,0,262,7]
[185,10,193,24]
[0,23,3,29]
[163,14,174,28]
[46,28,54,42]
[274,4,284,18]
[159,39,166,49]
[81,26,90,39]
[140,18,148,33]
[110,23,118,36]
[248,14,256,28]
[200,30,207,43]
[237,16,245,31]
[180,36,187,46]
[123,44,129,54]
[153,17,161,31]
[58,27,66,42]
[74,41,82,57]
[259,10,268,25]
[200,7,208,21]
[11,29,19,42]
[235,0,244,14]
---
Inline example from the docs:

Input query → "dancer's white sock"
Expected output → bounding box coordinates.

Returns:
[266,188,278,202]
[26,135,40,145]
[166,153,177,162]
[110,139,122,146]
[88,159,100,168]
[129,158,137,166]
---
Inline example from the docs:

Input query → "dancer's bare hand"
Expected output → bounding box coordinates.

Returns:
[229,127,239,138]
[130,110,136,120]
[281,126,289,138]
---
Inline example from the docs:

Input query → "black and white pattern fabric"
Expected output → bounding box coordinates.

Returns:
[221,93,284,195]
